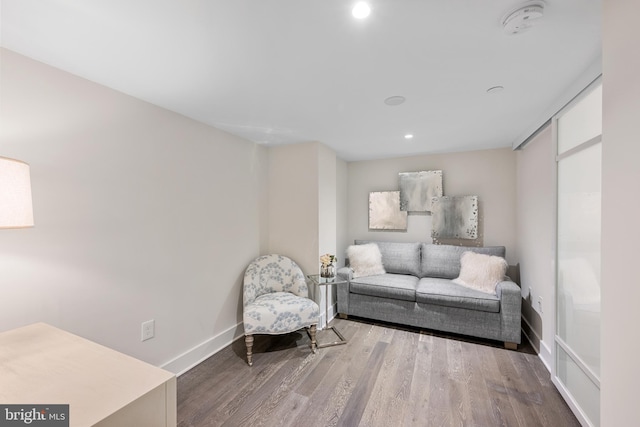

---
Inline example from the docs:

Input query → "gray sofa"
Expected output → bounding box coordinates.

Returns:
[336,241,522,348]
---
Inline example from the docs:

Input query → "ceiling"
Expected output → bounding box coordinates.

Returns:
[0,0,601,161]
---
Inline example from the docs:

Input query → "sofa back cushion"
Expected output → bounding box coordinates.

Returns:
[355,240,422,276]
[452,251,508,294]
[347,243,386,278]
[420,244,506,279]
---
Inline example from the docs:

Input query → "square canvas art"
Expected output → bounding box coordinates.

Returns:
[369,191,408,231]
[431,195,478,239]
[399,170,443,212]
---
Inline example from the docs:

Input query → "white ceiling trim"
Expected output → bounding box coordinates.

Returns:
[512,54,602,150]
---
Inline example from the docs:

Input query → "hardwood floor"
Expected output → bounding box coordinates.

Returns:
[177,318,579,427]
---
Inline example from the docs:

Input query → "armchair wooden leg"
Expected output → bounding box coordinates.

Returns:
[245,335,254,366]
[309,325,317,353]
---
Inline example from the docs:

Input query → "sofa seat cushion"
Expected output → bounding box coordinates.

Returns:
[416,277,500,313]
[350,273,418,302]
[243,292,320,335]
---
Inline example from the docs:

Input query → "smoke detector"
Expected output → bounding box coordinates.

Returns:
[502,2,544,35]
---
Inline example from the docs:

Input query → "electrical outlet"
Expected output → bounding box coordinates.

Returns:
[537,296,543,313]
[141,319,155,341]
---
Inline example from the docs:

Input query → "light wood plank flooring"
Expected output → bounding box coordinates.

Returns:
[177,317,579,427]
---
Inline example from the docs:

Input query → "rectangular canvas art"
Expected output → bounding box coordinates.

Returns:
[399,170,443,212]
[369,191,408,231]
[431,195,478,239]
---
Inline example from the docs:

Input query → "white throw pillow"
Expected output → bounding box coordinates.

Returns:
[347,243,386,278]
[453,251,507,295]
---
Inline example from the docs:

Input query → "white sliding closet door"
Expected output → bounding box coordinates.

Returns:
[554,82,602,427]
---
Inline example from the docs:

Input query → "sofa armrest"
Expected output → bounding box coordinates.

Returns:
[337,266,353,281]
[496,279,522,344]
[336,267,352,315]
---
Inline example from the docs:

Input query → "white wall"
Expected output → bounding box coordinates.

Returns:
[601,1,640,424]
[336,158,349,270]
[346,148,518,264]
[0,49,269,373]
[267,142,319,275]
[267,142,341,324]
[318,143,337,266]
[318,143,337,324]
[335,158,349,318]
[515,125,555,368]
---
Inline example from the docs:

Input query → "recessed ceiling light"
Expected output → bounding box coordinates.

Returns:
[352,2,371,19]
[486,86,505,94]
[404,134,414,140]
[384,96,406,106]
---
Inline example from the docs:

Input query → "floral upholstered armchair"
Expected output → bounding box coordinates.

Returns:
[242,254,320,366]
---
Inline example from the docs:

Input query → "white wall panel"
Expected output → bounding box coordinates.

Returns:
[0,49,268,372]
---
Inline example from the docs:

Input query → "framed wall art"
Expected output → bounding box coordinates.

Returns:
[431,195,478,239]
[399,170,443,212]
[368,191,408,231]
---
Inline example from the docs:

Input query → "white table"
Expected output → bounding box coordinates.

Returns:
[0,323,176,427]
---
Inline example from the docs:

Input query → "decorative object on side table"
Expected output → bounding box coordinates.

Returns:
[320,253,337,278]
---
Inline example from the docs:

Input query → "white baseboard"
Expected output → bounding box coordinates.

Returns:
[161,322,244,376]
[521,315,552,373]
[163,301,339,376]
[538,340,552,372]
[522,317,592,425]
[318,284,336,329]
[521,315,541,353]
[552,376,594,427]
[321,302,337,329]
